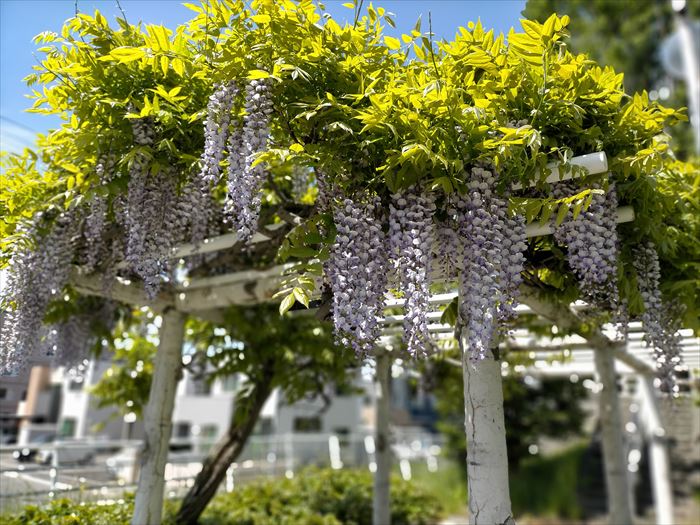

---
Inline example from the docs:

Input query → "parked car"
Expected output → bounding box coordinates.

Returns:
[36,439,96,465]
[0,433,17,445]
[106,442,195,481]
[12,434,55,463]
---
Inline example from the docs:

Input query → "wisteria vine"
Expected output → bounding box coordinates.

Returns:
[326,195,388,356]
[457,166,527,360]
[633,242,683,391]
[388,186,436,357]
[0,212,79,374]
[45,299,117,368]
[552,181,620,310]
[224,79,273,241]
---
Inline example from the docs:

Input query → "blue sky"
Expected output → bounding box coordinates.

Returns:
[0,0,526,153]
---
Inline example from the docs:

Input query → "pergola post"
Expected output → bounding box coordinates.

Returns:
[593,347,634,525]
[638,374,674,525]
[373,349,392,525]
[132,309,186,525]
[459,329,515,525]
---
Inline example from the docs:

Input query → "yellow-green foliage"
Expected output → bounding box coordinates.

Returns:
[0,1,697,327]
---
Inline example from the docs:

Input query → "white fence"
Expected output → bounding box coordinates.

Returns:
[0,430,443,513]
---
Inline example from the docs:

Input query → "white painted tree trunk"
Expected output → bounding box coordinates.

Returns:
[459,329,515,525]
[373,350,392,525]
[132,310,186,525]
[639,375,674,525]
[593,348,633,525]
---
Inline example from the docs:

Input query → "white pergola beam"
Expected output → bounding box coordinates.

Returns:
[525,206,634,237]
[70,267,175,312]
[512,151,608,190]
[170,222,286,259]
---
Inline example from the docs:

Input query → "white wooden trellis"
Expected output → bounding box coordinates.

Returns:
[66,151,683,525]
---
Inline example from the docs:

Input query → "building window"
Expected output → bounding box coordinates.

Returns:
[20,390,27,401]
[174,422,191,439]
[0,388,7,400]
[333,427,350,446]
[293,416,321,433]
[192,379,211,396]
[59,418,76,438]
[69,380,83,391]
[334,383,355,397]
[220,375,238,392]
[254,417,274,435]
[200,424,218,439]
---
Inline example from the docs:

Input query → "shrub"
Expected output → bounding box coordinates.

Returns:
[0,498,134,525]
[0,468,442,525]
[200,468,441,525]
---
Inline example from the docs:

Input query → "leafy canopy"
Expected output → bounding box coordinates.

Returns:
[0,1,697,330]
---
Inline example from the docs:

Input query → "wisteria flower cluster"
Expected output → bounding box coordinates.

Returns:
[326,195,388,356]
[83,195,107,271]
[388,187,436,357]
[291,166,311,203]
[225,79,273,242]
[552,181,620,309]
[633,241,682,391]
[497,206,527,322]
[199,81,239,186]
[457,166,527,359]
[82,155,117,271]
[457,170,501,359]
[0,212,79,375]
[434,215,461,280]
[45,299,116,368]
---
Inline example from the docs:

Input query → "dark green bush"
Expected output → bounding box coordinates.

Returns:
[0,468,442,525]
[200,468,441,525]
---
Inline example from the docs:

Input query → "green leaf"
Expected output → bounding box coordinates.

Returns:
[293,287,310,308]
[247,69,270,80]
[172,58,185,76]
[571,201,583,220]
[109,47,146,63]
[279,293,296,315]
[288,247,318,258]
[440,299,458,326]
[251,14,271,24]
[384,36,401,50]
[555,203,570,226]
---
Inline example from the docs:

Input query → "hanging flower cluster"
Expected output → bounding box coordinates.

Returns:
[291,166,311,203]
[553,182,620,309]
[0,212,79,375]
[321,166,530,360]
[124,117,161,295]
[315,169,334,214]
[178,178,218,248]
[326,196,388,356]
[457,166,527,359]
[84,196,107,271]
[388,186,436,357]
[199,81,239,186]
[45,299,117,368]
[633,241,683,391]
[497,207,527,322]
[224,79,273,241]
[434,216,461,280]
